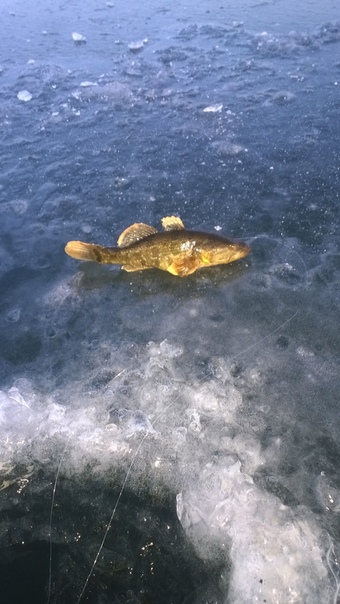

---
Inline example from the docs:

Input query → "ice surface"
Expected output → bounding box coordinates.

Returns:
[1,1,340,602]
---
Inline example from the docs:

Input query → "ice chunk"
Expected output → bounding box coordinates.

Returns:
[7,387,31,408]
[177,460,332,603]
[203,103,223,113]
[158,339,183,358]
[17,90,32,102]
[72,32,86,43]
[80,81,97,87]
[128,40,144,52]
[0,388,32,438]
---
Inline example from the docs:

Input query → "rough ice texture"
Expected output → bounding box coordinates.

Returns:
[1,335,339,601]
[177,461,332,603]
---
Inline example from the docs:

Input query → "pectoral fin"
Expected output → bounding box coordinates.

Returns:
[167,257,200,277]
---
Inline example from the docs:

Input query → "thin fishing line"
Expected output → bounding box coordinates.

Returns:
[76,378,191,604]
[47,439,70,604]
[233,309,299,360]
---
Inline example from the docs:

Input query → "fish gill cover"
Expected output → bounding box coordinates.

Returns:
[0,1,340,603]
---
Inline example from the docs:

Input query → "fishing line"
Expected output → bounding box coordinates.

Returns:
[75,434,151,604]
[47,437,70,604]
[232,235,308,359]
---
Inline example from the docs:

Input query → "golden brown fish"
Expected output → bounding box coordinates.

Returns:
[65,215,250,277]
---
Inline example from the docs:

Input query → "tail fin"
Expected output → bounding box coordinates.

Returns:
[65,241,103,263]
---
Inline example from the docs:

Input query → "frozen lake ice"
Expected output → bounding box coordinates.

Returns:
[0,1,340,603]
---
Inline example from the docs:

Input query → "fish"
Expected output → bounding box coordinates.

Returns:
[64,215,250,277]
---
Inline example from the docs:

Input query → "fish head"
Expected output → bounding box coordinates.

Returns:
[199,236,251,267]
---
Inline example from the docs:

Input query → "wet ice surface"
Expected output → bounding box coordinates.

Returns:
[1,0,340,603]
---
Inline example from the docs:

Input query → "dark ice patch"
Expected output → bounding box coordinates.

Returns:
[1,332,42,365]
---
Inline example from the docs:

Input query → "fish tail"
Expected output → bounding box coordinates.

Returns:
[65,241,105,263]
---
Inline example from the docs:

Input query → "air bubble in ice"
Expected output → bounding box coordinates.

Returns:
[111,408,155,438]
[186,409,201,432]
[6,308,20,323]
[173,427,187,442]
[81,225,92,234]
[45,326,56,338]
[316,473,340,512]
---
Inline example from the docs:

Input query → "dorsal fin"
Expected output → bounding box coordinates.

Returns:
[117,222,158,247]
[161,215,185,231]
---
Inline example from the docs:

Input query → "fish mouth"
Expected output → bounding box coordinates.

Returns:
[236,242,251,258]
[213,241,251,264]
